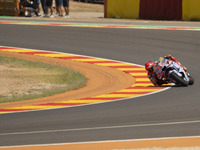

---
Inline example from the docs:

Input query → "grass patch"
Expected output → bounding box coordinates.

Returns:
[0,56,87,103]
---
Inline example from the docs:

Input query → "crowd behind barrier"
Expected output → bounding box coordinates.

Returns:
[0,0,69,17]
[19,0,69,18]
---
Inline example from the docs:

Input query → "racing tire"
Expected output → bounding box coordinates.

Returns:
[170,72,189,87]
[189,76,194,85]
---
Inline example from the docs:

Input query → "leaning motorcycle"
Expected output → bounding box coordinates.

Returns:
[155,57,194,86]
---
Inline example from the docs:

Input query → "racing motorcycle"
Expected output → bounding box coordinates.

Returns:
[155,57,194,86]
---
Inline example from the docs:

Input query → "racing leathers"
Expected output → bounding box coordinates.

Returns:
[147,56,187,86]
[147,61,167,86]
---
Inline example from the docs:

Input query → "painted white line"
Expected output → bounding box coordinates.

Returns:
[0,135,200,148]
[1,120,200,136]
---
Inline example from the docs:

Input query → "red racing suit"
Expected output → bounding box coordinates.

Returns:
[147,56,187,86]
[147,65,167,86]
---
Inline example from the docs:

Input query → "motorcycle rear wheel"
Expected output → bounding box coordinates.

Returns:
[170,72,189,86]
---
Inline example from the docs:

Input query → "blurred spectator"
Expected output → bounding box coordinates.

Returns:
[35,0,42,16]
[19,0,71,18]
[41,0,46,15]
[19,0,38,17]
[45,0,53,17]
[55,0,63,16]
[63,0,69,18]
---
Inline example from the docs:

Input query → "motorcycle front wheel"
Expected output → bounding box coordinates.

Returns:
[189,76,194,85]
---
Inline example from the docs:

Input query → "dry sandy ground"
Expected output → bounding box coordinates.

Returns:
[121,148,200,150]
[69,0,103,12]
[0,50,134,108]
[0,64,68,99]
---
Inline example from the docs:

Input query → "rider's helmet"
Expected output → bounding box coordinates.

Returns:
[145,61,154,71]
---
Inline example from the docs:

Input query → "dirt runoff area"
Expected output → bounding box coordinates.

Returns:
[0,50,135,108]
[54,0,104,19]
[0,137,199,150]
[69,0,104,12]
[0,65,64,98]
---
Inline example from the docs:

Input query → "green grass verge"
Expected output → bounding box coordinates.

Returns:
[0,56,88,103]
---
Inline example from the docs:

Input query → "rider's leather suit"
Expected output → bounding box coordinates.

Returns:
[147,56,187,86]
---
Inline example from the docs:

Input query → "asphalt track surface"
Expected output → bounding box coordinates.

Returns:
[0,18,200,147]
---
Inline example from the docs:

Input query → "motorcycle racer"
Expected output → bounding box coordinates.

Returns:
[145,61,167,86]
[145,54,187,86]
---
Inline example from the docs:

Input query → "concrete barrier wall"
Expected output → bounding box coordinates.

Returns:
[182,0,200,21]
[106,0,140,19]
[139,0,182,20]
[105,0,200,21]
[0,0,19,16]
